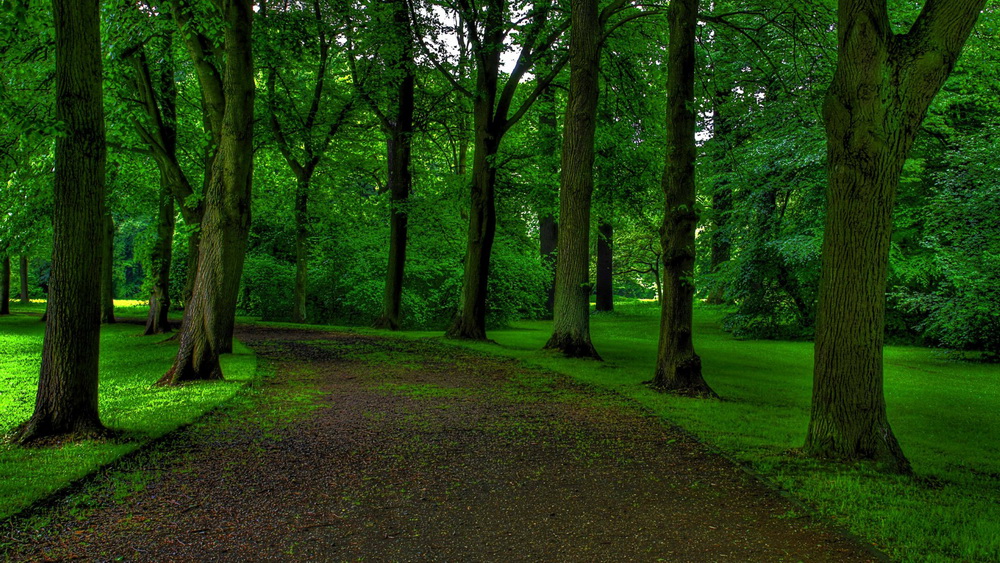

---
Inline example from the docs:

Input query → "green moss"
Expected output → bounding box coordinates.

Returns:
[0,309,257,519]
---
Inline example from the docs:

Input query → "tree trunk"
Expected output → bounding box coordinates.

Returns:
[159,0,254,385]
[652,0,716,397]
[14,0,107,443]
[596,220,613,312]
[145,172,175,335]
[1,256,10,315]
[375,9,415,331]
[19,256,29,303]
[805,0,983,473]
[100,214,115,324]
[544,0,601,359]
[446,93,499,341]
[292,177,310,323]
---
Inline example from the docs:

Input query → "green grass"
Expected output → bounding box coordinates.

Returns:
[0,302,257,519]
[365,299,999,562]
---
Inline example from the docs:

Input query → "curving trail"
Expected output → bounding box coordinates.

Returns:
[4,326,883,561]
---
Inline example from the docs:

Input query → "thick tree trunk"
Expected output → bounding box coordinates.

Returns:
[145,173,175,335]
[652,0,715,397]
[805,0,983,473]
[446,93,499,340]
[544,0,601,359]
[292,178,310,323]
[375,15,415,331]
[159,0,254,385]
[1,256,10,315]
[14,0,107,442]
[19,256,29,303]
[100,214,115,324]
[596,220,613,312]
[447,131,498,340]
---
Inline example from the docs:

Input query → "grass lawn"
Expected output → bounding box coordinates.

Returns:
[0,301,257,519]
[365,300,999,562]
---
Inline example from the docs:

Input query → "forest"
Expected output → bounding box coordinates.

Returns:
[0,0,998,560]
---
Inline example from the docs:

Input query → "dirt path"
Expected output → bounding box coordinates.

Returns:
[3,326,882,561]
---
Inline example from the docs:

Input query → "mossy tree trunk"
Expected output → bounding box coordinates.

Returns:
[159,0,254,385]
[128,35,202,313]
[14,0,107,443]
[100,214,115,324]
[805,0,984,473]
[544,0,601,358]
[652,0,716,397]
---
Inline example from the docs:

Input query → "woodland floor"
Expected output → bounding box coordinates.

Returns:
[3,326,885,561]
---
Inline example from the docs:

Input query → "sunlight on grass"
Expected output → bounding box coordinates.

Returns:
[376,299,999,562]
[0,305,257,519]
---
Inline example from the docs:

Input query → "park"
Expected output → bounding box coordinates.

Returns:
[1,0,998,560]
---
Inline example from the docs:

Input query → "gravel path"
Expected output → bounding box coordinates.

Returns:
[3,326,883,561]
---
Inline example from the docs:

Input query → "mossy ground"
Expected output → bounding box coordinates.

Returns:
[0,301,257,519]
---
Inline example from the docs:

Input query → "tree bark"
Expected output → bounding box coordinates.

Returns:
[596,220,614,312]
[14,0,107,442]
[544,0,601,359]
[651,0,716,397]
[446,20,502,341]
[159,0,254,385]
[100,214,115,324]
[19,256,29,303]
[145,172,175,335]
[805,0,983,473]
[447,111,499,340]
[443,0,568,340]
[1,256,10,315]
[374,0,416,331]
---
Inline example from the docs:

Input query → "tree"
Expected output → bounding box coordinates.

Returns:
[159,0,255,384]
[544,0,601,358]
[650,0,716,396]
[14,0,108,442]
[805,0,984,473]
[262,0,354,324]
[145,178,174,334]
[347,0,417,331]
[412,0,568,339]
